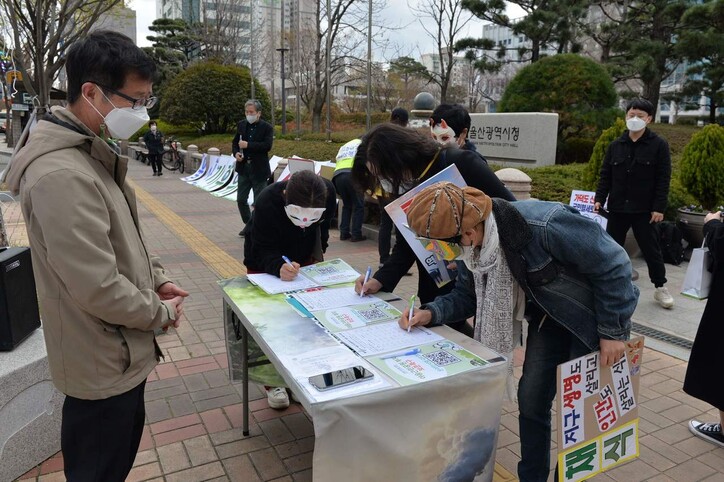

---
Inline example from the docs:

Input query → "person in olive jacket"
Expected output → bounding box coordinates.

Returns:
[594,98,673,309]
[232,99,274,236]
[142,120,165,176]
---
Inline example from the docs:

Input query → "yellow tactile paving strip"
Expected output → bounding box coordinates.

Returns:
[131,178,519,482]
[128,179,246,279]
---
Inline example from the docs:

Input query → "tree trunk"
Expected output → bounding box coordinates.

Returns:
[710,98,717,124]
[531,39,540,62]
[642,69,663,119]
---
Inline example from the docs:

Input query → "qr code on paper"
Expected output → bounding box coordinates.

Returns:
[423,350,460,367]
[355,308,387,321]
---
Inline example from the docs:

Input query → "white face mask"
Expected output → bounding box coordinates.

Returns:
[284,204,326,228]
[246,114,258,124]
[431,124,458,147]
[150,125,157,133]
[626,117,647,132]
[85,90,150,139]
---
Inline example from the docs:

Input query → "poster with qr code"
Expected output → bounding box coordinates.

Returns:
[367,340,504,386]
[301,258,361,286]
[312,300,402,333]
[556,336,644,482]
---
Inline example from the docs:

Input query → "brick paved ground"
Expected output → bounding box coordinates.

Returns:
[8,156,724,482]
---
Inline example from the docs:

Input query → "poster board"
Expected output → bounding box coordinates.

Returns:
[556,336,644,482]
[384,165,466,288]
[569,190,608,229]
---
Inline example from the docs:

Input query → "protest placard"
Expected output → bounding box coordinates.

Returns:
[557,336,645,482]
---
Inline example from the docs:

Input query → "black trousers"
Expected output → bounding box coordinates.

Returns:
[606,212,667,286]
[148,152,163,173]
[378,197,394,265]
[62,380,146,482]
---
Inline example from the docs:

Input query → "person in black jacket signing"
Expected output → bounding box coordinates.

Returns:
[244,170,337,279]
[351,123,515,336]
[143,120,164,176]
[594,98,674,309]
[233,99,274,236]
[243,170,336,409]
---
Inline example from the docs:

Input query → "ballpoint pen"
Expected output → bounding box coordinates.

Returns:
[360,265,371,297]
[282,255,295,269]
[407,294,416,333]
[380,347,421,360]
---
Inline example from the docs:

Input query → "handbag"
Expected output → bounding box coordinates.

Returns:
[680,241,712,300]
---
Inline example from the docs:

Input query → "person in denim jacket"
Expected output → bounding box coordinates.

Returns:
[401,183,639,482]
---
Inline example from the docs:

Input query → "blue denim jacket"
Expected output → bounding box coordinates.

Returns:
[423,200,639,350]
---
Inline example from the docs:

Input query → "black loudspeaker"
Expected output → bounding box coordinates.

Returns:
[0,247,41,350]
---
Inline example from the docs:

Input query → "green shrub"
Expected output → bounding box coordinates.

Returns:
[665,173,696,221]
[675,117,698,126]
[557,137,596,165]
[584,118,626,190]
[128,120,198,142]
[520,163,588,203]
[161,61,270,134]
[679,124,724,210]
[500,54,619,142]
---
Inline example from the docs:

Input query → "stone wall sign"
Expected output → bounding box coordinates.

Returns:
[469,112,559,166]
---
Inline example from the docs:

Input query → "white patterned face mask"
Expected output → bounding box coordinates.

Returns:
[284,204,325,228]
[431,123,458,147]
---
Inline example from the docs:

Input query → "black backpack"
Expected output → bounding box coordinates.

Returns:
[653,221,684,265]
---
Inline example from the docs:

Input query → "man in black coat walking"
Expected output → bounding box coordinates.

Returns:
[232,99,274,236]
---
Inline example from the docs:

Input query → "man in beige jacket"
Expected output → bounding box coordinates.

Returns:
[4,31,188,481]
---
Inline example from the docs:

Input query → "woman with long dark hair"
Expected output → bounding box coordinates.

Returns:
[352,123,514,335]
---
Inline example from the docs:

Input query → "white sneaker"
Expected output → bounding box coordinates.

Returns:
[689,420,724,448]
[265,387,290,410]
[654,286,674,309]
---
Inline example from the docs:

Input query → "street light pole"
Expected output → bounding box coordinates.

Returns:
[277,48,290,134]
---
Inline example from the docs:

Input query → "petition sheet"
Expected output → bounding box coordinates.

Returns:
[247,272,318,295]
[312,300,402,333]
[367,340,504,386]
[277,346,391,403]
[291,286,375,312]
[335,320,444,357]
[301,259,360,285]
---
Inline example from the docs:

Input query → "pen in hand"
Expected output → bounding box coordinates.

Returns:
[407,294,416,333]
[360,265,372,297]
[282,255,295,269]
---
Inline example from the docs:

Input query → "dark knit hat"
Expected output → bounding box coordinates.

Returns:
[406,182,492,239]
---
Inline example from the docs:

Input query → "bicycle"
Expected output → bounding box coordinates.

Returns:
[161,137,184,173]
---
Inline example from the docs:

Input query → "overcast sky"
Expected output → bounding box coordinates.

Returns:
[128,0,525,59]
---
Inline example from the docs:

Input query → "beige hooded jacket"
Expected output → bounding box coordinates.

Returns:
[5,107,174,400]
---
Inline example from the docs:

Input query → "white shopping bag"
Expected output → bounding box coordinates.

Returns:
[680,244,712,300]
